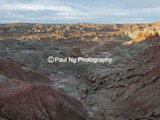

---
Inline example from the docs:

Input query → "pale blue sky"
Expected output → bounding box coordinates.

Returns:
[0,0,160,23]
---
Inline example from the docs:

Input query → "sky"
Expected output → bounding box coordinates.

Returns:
[0,0,160,24]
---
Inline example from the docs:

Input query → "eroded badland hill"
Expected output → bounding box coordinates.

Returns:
[0,22,160,120]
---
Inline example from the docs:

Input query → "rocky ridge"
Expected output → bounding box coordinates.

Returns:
[80,36,160,119]
[0,59,88,120]
[0,22,159,42]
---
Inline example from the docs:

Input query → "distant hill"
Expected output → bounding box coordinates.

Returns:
[0,22,159,41]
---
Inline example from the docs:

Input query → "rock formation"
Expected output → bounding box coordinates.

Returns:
[0,22,159,42]
[0,22,160,120]
[0,80,88,120]
[81,36,160,119]
[0,59,50,83]
[0,60,88,120]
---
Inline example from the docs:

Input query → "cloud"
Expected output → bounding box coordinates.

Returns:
[0,0,37,4]
[113,18,146,23]
[0,0,160,23]
[0,4,73,11]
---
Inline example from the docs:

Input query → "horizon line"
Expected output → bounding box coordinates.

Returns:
[0,21,159,25]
